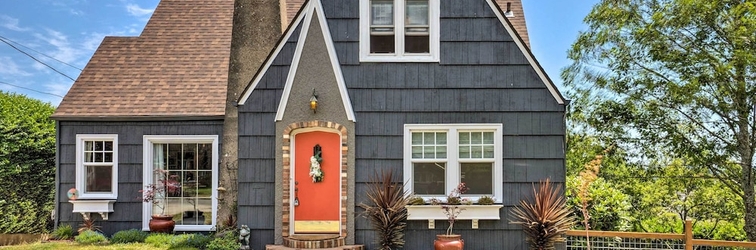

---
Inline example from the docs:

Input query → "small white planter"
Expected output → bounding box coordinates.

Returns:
[406,205,503,220]
[70,200,115,220]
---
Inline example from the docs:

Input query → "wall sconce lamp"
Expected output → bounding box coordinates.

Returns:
[309,89,318,113]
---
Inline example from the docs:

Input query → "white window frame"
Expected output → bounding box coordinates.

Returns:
[403,124,503,203]
[359,0,440,62]
[142,135,219,231]
[75,134,119,200]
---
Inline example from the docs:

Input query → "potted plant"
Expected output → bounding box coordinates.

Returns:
[140,169,181,233]
[358,170,408,250]
[434,183,468,250]
[510,179,575,250]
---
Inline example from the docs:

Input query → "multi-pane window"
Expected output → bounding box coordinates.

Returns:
[143,135,218,231]
[76,135,118,199]
[404,125,503,202]
[361,0,439,61]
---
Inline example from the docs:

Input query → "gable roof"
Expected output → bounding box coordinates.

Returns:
[51,0,234,120]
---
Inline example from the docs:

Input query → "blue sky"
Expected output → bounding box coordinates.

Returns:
[0,0,597,106]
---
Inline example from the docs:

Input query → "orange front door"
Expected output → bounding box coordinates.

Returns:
[293,131,340,233]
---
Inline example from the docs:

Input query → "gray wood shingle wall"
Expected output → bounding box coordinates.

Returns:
[237,0,565,249]
[57,120,223,236]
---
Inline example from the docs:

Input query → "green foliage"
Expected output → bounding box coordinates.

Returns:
[563,0,756,239]
[567,176,633,231]
[207,233,239,250]
[145,233,174,248]
[477,195,495,205]
[74,230,107,245]
[51,224,74,240]
[0,91,56,234]
[110,229,148,244]
[181,234,212,249]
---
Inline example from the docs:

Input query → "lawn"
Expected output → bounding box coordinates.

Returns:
[0,242,198,250]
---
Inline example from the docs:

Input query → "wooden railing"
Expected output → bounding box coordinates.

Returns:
[566,220,756,250]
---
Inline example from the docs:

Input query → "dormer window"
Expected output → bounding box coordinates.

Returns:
[360,0,439,62]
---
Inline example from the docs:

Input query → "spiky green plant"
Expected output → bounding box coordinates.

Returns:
[359,170,408,250]
[511,179,575,250]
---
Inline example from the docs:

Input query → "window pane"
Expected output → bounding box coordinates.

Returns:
[412,146,422,158]
[103,152,113,162]
[160,198,181,218]
[183,143,197,170]
[436,146,446,158]
[483,132,494,144]
[167,171,182,197]
[423,146,435,158]
[412,132,422,145]
[459,132,470,144]
[471,132,482,144]
[471,146,483,158]
[85,141,94,151]
[413,163,445,195]
[423,132,435,144]
[405,0,428,25]
[198,144,211,170]
[85,152,94,162]
[183,171,198,198]
[405,35,429,53]
[370,35,395,53]
[461,163,493,195]
[483,145,494,158]
[104,141,113,151]
[459,146,470,158]
[85,165,112,192]
[95,141,104,151]
[436,133,446,144]
[198,171,212,198]
[168,144,182,170]
[371,0,394,25]
[94,152,103,162]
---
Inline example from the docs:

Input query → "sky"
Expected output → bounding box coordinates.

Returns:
[0,0,598,106]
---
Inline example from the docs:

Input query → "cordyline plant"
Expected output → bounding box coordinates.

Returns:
[359,170,408,250]
[511,179,575,250]
[140,169,181,216]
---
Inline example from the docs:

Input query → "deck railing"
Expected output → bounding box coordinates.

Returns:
[565,220,756,250]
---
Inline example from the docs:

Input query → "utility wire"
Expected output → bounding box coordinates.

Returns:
[0,37,76,81]
[0,81,64,98]
[0,35,83,71]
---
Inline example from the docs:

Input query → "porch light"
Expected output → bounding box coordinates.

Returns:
[310,89,318,113]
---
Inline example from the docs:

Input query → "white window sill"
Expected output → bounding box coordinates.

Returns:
[70,200,115,221]
[360,54,439,63]
[406,205,502,220]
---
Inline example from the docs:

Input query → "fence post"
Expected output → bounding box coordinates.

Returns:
[685,219,693,250]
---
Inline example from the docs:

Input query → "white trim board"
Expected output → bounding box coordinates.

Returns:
[485,0,566,105]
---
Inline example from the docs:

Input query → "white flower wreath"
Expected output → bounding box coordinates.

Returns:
[309,153,324,182]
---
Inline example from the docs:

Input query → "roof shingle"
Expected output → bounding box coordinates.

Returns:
[52,0,234,119]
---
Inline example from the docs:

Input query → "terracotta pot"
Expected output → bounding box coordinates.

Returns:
[148,215,175,233]
[434,234,464,250]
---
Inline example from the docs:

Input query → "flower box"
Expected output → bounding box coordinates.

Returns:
[70,200,115,220]
[406,205,503,220]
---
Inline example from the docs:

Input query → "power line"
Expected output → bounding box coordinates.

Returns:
[0,35,83,71]
[0,37,76,81]
[0,81,64,98]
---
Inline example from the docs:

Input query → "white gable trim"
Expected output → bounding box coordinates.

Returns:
[238,3,308,105]
[273,0,357,122]
[485,0,566,105]
[274,2,315,121]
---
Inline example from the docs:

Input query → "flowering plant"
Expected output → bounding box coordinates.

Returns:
[441,183,469,235]
[309,151,324,182]
[140,169,181,216]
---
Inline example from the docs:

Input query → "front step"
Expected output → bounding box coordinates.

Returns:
[282,234,344,248]
[265,245,363,250]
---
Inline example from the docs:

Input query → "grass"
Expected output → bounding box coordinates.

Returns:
[0,241,198,250]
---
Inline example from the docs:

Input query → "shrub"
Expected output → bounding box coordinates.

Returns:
[145,233,174,247]
[183,233,212,248]
[74,230,107,245]
[207,233,239,250]
[359,170,408,250]
[0,91,56,234]
[477,195,495,205]
[51,224,74,240]
[110,229,148,243]
[511,179,575,250]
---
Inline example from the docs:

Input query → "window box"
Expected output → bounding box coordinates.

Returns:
[406,205,503,220]
[70,200,115,221]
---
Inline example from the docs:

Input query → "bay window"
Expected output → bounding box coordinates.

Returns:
[404,124,503,202]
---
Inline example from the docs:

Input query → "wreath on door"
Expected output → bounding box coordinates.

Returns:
[309,145,324,183]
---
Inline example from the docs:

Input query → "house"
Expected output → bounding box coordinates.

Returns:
[51,0,567,249]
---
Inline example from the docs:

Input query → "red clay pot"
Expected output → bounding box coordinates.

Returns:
[434,234,464,250]
[148,215,175,233]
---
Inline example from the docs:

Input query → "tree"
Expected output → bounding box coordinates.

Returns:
[563,0,756,240]
[0,91,56,233]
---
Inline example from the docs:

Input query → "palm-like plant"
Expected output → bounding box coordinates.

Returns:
[511,178,575,250]
[359,170,408,250]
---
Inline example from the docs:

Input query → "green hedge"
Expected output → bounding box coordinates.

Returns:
[0,91,56,234]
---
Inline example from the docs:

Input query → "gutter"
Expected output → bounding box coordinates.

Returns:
[54,120,60,230]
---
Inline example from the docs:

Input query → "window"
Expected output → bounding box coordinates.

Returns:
[404,124,502,202]
[143,135,218,231]
[360,0,439,62]
[76,135,118,200]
